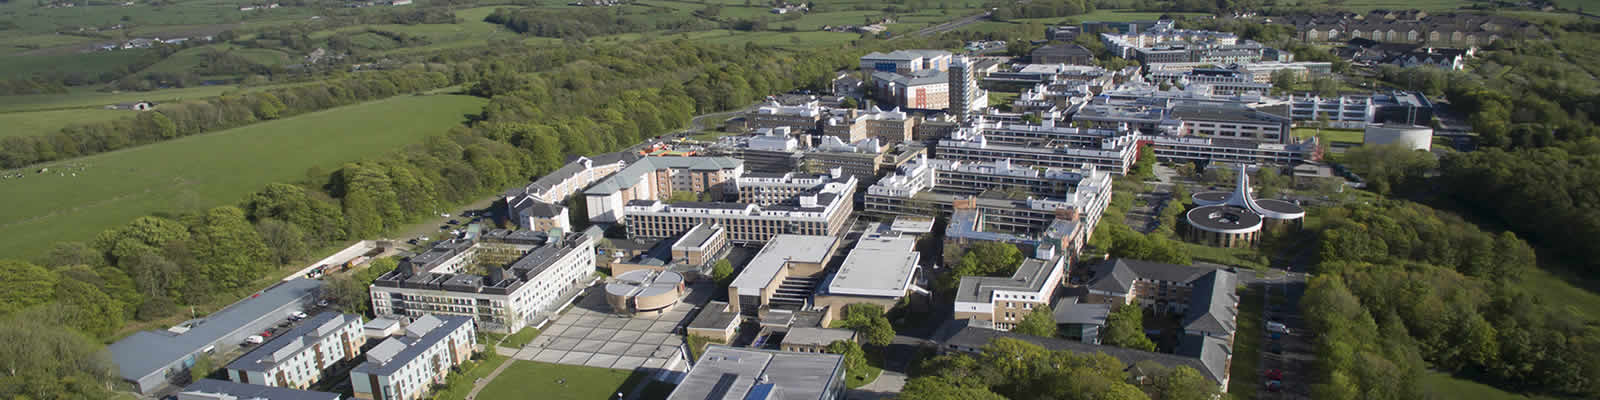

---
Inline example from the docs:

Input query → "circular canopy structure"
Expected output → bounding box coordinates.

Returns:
[605,269,685,314]
[1187,205,1264,234]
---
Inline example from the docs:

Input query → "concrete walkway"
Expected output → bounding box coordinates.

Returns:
[464,349,522,400]
[846,369,907,400]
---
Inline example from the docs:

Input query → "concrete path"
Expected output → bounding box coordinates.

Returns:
[464,352,520,400]
[847,369,907,400]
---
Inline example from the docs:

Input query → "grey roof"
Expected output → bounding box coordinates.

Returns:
[872,70,947,87]
[1176,334,1233,387]
[1033,44,1093,59]
[689,301,740,330]
[672,222,723,251]
[782,327,856,347]
[861,49,952,61]
[181,379,341,400]
[954,256,1060,304]
[1051,298,1112,325]
[823,236,919,298]
[731,235,837,296]
[1171,101,1289,124]
[585,157,743,195]
[516,200,567,218]
[109,279,322,384]
[936,319,1225,385]
[365,318,399,331]
[667,346,845,400]
[1181,270,1238,336]
[351,314,473,376]
[1088,259,1219,294]
[228,313,361,372]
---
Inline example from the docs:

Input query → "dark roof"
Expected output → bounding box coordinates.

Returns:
[1254,199,1305,214]
[936,320,1224,385]
[182,379,340,400]
[228,313,362,372]
[1185,205,1265,231]
[1180,271,1238,336]
[688,301,740,330]
[1088,259,1220,294]
[1176,334,1233,387]
[1032,44,1093,59]
[108,279,323,384]
[517,201,567,218]
[1171,102,1289,125]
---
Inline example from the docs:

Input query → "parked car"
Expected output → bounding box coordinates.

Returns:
[1267,321,1292,334]
[1266,380,1283,392]
[317,299,330,308]
[261,330,273,337]
[289,311,308,320]
[244,335,265,345]
[1264,369,1283,380]
[448,219,460,225]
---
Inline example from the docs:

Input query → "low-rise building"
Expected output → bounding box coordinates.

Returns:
[226,313,366,389]
[666,346,846,400]
[749,100,824,133]
[504,152,636,232]
[622,173,856,244]
[935,318,1230,391]
[370,230,595,332]
[780,327,858,353]
[583,157,745,223]
[179,379,340,400]
[728,235,840,313]
[1032,44,1095,65]
[812,236,922,320]
[349,315,477,400]
[952,254,1067,331]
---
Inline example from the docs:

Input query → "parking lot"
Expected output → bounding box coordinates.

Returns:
[507,282,715,372]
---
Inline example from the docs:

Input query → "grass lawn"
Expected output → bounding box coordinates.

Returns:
[0,107,134,138]
[0,84,293,113]
[501,327,542,348]
[0,94,486,259]
[1517,263,1600,321]
[476,361,647,400]
[988,91,1018,111]
[434,352,511,400]
[847,361,882,389]
[1292,127,1364,145]
[1181,241,1270,270]
[1420,371,1552,400]
[1228,286,1263,400]
[0,49,154,80]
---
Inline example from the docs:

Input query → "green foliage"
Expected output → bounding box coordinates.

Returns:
[826,340,869,378]
[0,260,58,315]
[1012,305,1057,338]
[0,313,120,399]
[1342,144,1436,196]
[836,303,895,346]
[990,0,1096,20]
[1439,144,1600,272]
[1129,145,1156,181]
[190,353,214,383]
[938,242,1024,291]
[1103,303,1155,352]
[906,338,1152,400]
[502,327,542,348]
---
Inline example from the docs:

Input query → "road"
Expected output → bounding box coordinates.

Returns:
[897,11,991,39]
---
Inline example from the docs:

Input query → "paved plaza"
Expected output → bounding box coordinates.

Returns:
[508,282,713,372]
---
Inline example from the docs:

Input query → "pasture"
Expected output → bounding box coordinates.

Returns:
[0,84,301,113]
[0,49,153,80]
[0,108,132,139]
[0,94,486,259]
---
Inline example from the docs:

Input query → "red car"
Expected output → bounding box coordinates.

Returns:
[261,330,273,337]
[1264,369,1284,380]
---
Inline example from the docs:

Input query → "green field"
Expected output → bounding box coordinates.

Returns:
[0,49,153,80]
[1293,127,1364,145]
[1006,9,1210,24]
[1421,371,1551,400]
[0,107,133,138]
[0,94,486,259]
[0,0,316,35]
[0,34,96,55]
[0,83,310,113]
[434,353,510,400]
[475,361,650,400]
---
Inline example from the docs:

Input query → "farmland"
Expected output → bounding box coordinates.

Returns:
[0,108,132,139]
[0,93,485,259]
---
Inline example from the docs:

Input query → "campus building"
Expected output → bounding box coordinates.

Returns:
[936,117,1141,174]
[749,99,824,133]
[728,234,840,314]
[179,379,340,400]
[952,252,1068,331]
[504,152,636,233]
[949,56,989,121]
[606,222,730,276]
[370,230,596,332]
[812,235,923,320]
[936,318,1232,391]
[604,269,686,317]
[666,346,846,400]
[622,172,856,244]
[862,50,955,111]
[583,157,745,223]
[1185,166,1305,248]
[225,313,366,389]
[349,315,477,400]
[860,49,952,74]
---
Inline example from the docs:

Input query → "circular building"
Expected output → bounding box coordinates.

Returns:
[605,269,685,317]
[1185,166,1305,248]
[1363,124,1434,151]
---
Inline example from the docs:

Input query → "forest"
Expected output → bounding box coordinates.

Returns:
[0,37,884,398]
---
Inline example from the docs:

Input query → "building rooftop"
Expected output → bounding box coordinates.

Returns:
[672,222,724,251]
[1051,298,1112,325]
[954,256,1060,305]
[782,327,857,347]
[1181,270,1238,336]
[180,379,340,400]
[822,236,919,298]
[666,346,845,400]
[689,301,740,331]
[351,314,472,376]
[108,279,323,385]
[585,157,743,195]
[731,235,838,296]
[227,313,361,373]
[861,49,952,61]
[1088,259,1220,295]
[606,269,685,299]
[936,319,1226,385]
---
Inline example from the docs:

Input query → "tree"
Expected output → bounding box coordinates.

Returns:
[52,278,125,339]
[1129,145,1156,180]
[189,353,214,383]
[41,241,103,268]
[711,259,734,284]
[1103,304,1155,351]
[188,206,270,289]
[0,260,58,315]
[1271,69,1299,95]
[899,377,1008,400]
[826,340,868,372]
[256,218,307,265]
[1150,366,1220,400]
[324,274,371,316]
[1342,144,1436,196]
[1013,305,1058,338]
[836,303,895,346]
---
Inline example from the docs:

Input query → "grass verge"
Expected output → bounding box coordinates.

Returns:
[502,327,543,348]
[1228,286,1263,400]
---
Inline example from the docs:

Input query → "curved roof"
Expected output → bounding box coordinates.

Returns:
[606,270,685,298]
[1192,191,1230,206]
[1186,205,1263,234]
[1255,199,1306,219]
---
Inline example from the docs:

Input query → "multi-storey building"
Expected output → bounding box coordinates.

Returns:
[859,49,952,74]
[736,171,840,205]
[937,118,1141,174]
[226,313,366,389]
[870,70,949,111]
[370,230,595,333]
[666,346,846,400]
[822,107,917,144]
[949,56,988,121]
[1147,68,1272,95]
[503,152,636,232]
[1279,11,1536,47]
[953,253,1067,331]
[748,100,823,133]
[804,137,885,185]
[728,234,840,313]
[349,314,476,400]
[583,157,745,223]
[1100,24,1290,67]
[623,174,856,243]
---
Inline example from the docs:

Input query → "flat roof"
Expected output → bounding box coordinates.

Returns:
[108,279,322,384]
[227,313,361,373]
[666,346,844,400]
[731,235,837,296]
[782,327,857,347]
[890,216,935,234]
[954,257,1059,304]
[824,237,919,298]
[1186,205,1264,232]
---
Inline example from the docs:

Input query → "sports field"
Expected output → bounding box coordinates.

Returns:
[475,361,650,400]
[0,94,486,259]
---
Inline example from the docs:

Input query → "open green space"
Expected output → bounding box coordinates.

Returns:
[1292,127,1363,145]
[0,107,132,139]
[1006,9,1209,24]
[1180,241,1269,270]
[0,0,316,35]
[0,85,262,113]
[0,93,485,259]
[0,34,96,55]
[435,353,511,400]
[1421,371,1549,400]
[501,327,542,348]
[1517,263,1600,321]
[1227,286,1263,400]
[475,361,648,400]
[0,49,153,80]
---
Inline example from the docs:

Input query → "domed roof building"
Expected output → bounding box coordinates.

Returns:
[1185,166,1305,248]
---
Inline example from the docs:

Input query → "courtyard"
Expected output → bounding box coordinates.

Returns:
[505,281,716,373]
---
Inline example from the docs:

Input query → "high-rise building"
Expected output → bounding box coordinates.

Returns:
[949,56,988,121]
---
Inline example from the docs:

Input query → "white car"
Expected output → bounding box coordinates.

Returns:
[244,335,265,345]
[289,311,308,320]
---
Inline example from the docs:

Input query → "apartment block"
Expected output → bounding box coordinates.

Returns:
[504,152,636,232]
[349,315,477,400]
[370,230,595,333]
[226,313,367,389]
[953,255,1067,331]
[583,157,745,223]
[749,100,823,133]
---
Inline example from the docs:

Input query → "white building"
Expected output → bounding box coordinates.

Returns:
[583,157,745,223]
[370,230,596,333]
[504,152,636,232]
[349,314,477,400]
[225,313,366,389]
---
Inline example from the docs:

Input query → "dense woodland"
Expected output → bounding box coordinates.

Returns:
[0,38,878,398]
[900,337,1219,400]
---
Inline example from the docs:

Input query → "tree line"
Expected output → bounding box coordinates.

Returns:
[987,0,1096,20]
[484,7,715,40]
[1303,200,1600,399]
[0,68,458,169]
[900,337,1219,400]
[0,36,880,397]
